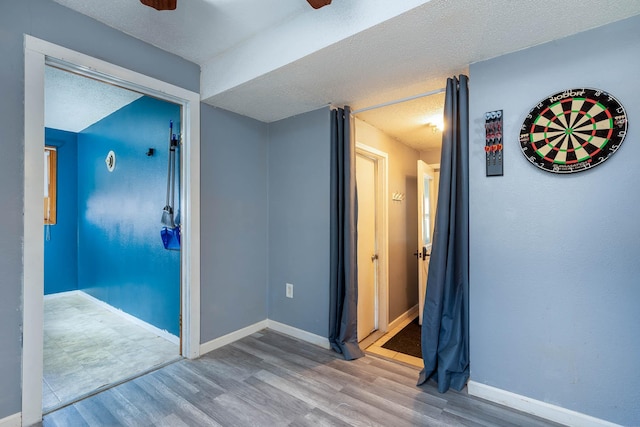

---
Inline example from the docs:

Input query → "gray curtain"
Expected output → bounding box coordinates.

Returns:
[329,106,364,360]
[418,75,470,392]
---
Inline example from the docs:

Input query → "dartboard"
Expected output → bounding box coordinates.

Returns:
[519,88,628,174]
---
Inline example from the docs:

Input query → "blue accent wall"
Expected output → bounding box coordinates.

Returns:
[267,108,331,337]
[469,15,640,425]
[44,128,78,295]
[200,105,269,342]
[77,96,181,336]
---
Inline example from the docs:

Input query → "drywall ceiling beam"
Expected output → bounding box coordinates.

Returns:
[200,0,432,101]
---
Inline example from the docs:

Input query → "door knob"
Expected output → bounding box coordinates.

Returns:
[414,246,429,260]
[371,254,378,262]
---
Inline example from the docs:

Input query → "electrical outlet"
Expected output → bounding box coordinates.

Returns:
[286,283,294,298]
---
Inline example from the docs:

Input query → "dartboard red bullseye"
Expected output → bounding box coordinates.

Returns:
[519,88,628,173]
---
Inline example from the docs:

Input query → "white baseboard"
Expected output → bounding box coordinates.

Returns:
[200,320,269,355]
[388,304,418,332]
[199,319,331,356]
[77,291,180,345]
[0,413,21,427]
[267,320,331,350]
[467,381,622,427]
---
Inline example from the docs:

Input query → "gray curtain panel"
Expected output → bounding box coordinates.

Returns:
[418,75,470,392]
[329,106,364,360]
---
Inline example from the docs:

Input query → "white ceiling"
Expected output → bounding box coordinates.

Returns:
[45,66,143,133]
[50,0,640,151]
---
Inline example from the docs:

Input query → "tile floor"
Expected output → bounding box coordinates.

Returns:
[43,292,180,413]
[364,316,423,368]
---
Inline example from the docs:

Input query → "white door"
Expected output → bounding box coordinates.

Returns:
[356,154,377,341]
[417,160,436,325]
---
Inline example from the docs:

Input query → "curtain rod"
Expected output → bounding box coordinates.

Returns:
[351,87,446,115]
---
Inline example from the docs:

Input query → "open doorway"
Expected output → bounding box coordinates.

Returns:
[23,35,201,426]
[42,65,182,412]
[353,90,444,367]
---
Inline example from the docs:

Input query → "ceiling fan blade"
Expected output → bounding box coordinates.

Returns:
[306,0,332,9]
[140,0,177,11]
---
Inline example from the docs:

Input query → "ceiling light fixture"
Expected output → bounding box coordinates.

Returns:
[426,116,444,132]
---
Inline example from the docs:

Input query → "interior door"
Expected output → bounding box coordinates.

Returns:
[417,160,436,325]
[356,154,377,341]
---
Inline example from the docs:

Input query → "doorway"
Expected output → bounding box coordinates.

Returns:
[23,35,201,426]
[41,67,183,412]
[352,94,443,367]
[417,160,437,325]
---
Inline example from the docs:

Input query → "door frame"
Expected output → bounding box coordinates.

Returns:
[23,35,201,426]
[355,142,389,334]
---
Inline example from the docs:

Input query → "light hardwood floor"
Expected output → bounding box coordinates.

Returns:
[41,329,564,426]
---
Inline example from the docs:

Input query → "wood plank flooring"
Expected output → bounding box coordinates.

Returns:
[40,329,565,426]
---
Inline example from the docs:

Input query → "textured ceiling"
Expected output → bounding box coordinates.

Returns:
[355,91,447,153]
[45,66,142,133]
[52,0,310,64]
[51,0,640,151]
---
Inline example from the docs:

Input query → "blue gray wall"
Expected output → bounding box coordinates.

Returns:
[198,106,332,342]
[77,97,181,336]
[200,105,269,342]
[44,128,78,295]
[0,0,199,418]
[199,106,332,341]
[468,15,640,425]
[268,108,332,337]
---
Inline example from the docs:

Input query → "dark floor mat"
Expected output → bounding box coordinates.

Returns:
[381,317,421,358]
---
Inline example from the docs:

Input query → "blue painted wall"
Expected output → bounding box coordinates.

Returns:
[200,105,269,342]
[268,108,332,337]
[469,15,640,425]
[77,96,181,336]
[1,1,199,417]
[44,128,79,295]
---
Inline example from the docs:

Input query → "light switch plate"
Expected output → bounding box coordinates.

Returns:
[286,283,294,298]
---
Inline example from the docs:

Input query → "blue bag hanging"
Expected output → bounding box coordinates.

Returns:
[161,226,180,250]
[161,121,180,250]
